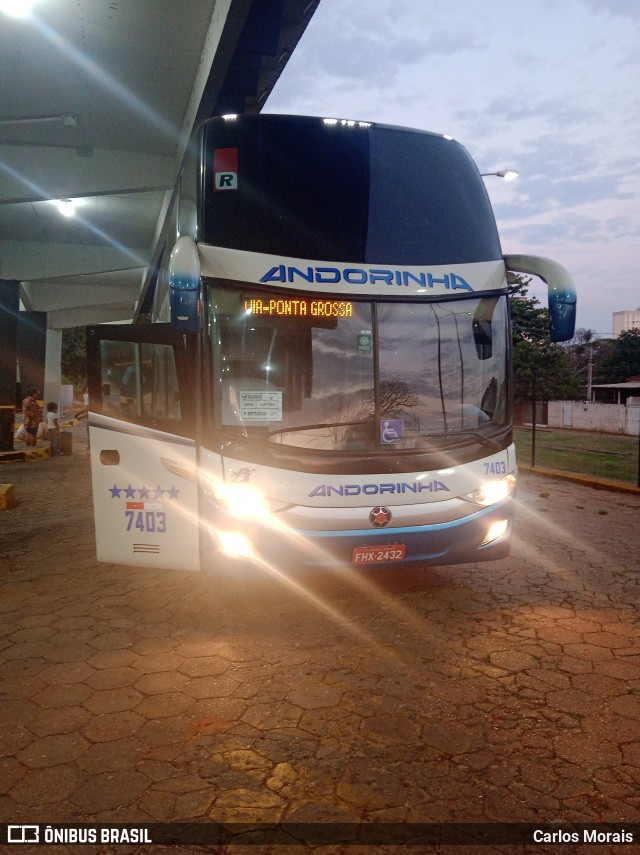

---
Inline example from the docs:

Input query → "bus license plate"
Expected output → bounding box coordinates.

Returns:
[352,544,405,564]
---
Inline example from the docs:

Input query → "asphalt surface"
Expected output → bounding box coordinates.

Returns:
[1,423,640,854]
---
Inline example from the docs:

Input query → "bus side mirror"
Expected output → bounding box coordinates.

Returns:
[169,236,201,333]
[504,254,576,342]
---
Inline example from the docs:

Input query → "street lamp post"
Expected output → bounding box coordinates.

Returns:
[531,358,537,468]
[481,169,519,181]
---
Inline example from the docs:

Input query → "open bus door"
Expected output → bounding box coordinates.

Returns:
[86,324,201,571]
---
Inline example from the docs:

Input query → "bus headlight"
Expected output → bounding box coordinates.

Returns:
[465,473,516,506]
[482,518,510,545]
[211,483,291,518]
[217,530,256,559]
[217,484,268,517]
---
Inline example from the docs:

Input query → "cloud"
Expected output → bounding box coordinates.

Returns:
[455,96,597,143]
[500,213,610,248]
[266,0,640,335]
[577,0,640,19]
[307,35,429,84]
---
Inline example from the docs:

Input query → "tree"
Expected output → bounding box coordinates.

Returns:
[562,328,614,399]
[564,327,597,372]
[598,329,640,383]
[61,326,87,394]
[510,276,581,403]
[513,339,582,403]
[379,380,421,414]
[510,275,549,347]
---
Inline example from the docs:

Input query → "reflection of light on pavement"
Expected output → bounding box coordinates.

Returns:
[203,511,395,657]
[511,488,604,582]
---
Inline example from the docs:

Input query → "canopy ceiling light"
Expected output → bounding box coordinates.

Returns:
[0,0,38,17]
[52,199,83,217]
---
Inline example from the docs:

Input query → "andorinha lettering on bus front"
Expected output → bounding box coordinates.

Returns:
[196,246,507,297]
[260,265,473,291]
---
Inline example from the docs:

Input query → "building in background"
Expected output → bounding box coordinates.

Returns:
[613,308,640,337]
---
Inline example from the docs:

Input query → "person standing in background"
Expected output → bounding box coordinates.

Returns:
[46,402,60,456]
[76,384,90,449]
[22,389,43,447]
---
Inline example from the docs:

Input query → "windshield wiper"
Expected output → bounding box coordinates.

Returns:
[267,419,371,439]
[428,428,503,450]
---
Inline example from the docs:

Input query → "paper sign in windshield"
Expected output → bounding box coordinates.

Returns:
[240,391,282,422]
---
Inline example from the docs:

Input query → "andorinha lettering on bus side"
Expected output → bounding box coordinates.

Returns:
[308,480,450,498]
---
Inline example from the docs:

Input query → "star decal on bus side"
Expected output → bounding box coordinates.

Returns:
[106,484,180,500]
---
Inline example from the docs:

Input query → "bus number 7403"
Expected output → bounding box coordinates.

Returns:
[125,510,167,533]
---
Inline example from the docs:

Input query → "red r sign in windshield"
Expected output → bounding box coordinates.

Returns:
[214,147,238,191]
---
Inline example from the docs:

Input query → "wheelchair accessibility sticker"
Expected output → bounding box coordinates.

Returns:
[380,419,404,445]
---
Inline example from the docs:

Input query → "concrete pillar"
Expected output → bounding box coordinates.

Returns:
[17,311,47,398]
[43,328,62,413]
[0,280,20,451]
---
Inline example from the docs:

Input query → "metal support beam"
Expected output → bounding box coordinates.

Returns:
[48,303,137,329]
[21,276,142,314]
[0,146,175,205]
[2,243,149,282]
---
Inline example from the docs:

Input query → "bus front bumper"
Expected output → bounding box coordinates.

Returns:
[204,498,514,570]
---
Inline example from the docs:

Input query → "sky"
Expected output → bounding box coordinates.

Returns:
[265,0,640,337]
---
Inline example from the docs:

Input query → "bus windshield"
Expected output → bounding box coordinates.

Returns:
[201,116,502,265]
[210,285,509,453]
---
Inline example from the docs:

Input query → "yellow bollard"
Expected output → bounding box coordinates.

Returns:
[0,483,16,510]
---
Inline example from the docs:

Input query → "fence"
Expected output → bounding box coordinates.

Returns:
[547,401,640,436]
[514,401,548,427]
[514,400,640,487]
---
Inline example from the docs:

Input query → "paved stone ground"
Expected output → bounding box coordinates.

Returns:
[1,423,639,854]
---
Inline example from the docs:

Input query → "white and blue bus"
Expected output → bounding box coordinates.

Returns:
[87,114,576,572]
